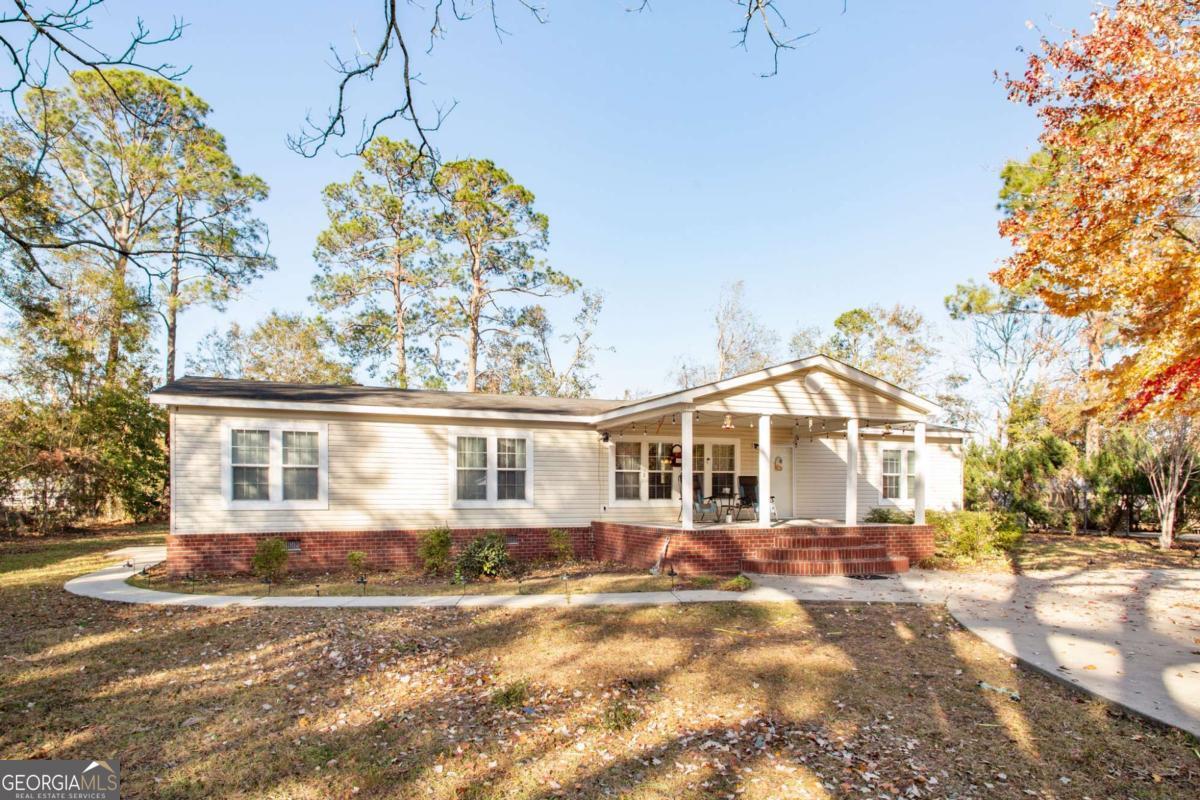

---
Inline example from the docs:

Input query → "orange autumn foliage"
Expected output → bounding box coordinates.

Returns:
[995,0,1200,418]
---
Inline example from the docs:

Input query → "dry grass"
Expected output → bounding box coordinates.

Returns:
[924,531,1200,574]
[1,528,1198,799]
[130,561,729,597]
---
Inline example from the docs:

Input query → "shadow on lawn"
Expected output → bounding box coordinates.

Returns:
[1,535,1198,799]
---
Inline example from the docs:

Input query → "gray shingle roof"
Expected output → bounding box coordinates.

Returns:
[151,376,626,416]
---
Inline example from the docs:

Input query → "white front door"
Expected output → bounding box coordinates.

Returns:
[771,445,794,518]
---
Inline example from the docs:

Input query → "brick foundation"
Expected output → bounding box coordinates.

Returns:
[167,522,934,578]
[592,521,935,576]
[165,527,592,577]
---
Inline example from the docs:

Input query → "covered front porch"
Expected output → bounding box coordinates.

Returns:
[595,407,932,531]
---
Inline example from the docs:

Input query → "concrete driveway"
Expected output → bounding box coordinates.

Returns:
[752,567,1200,738]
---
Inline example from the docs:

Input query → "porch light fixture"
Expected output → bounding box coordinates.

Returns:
[721,414,735,430]
[600,431,610,443]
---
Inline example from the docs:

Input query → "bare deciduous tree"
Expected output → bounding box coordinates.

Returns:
[293,1,829,160]
[675,281,778,388]
[1137,416,1199,550]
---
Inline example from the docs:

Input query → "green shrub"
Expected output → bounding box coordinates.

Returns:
[547,528,574,562]
[251,537,288,581]
[490,680,528,709]
[601,700,638,731]
[928,510,1024,561]
[720,574,753,592]
[455,532,513,583]
[864,507,914,524]
[418,526,453,575]
[346,550,367,575]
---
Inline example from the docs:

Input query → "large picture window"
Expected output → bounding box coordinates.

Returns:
[222,421,328,509]
[610,439,737,506]
[450,431,535,506]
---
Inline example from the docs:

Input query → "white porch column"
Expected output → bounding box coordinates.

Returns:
[681,409,694,530]
[914,420,927,524]
[844,418,859,524]
[758,414,772,528]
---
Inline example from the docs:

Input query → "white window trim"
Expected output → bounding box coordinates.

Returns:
[447,427,535,509]
[880,445,917,505]
[608,437,739,507]
[220,419,329,510]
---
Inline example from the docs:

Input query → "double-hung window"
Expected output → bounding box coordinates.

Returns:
[451,431,534,507]
[710,443,736,501]
[882,448,918,501]
[614,442,641,501]
[647,442,674,500]
[223,421,328,509]
[496,437,528,500]
[231,429,270,501]
[456,436,489,501]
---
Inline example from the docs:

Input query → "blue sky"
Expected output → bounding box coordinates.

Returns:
[104,0,1093,397]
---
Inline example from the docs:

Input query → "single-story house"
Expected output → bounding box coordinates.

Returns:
[150,355,964,577]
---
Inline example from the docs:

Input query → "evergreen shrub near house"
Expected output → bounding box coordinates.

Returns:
[251,537,289,581]
[547,528,574,562]
[864,507,914,524]
[928,510,1023,561]
[346,550,367,575]
[418,526,453,575]
[455,532,512,583]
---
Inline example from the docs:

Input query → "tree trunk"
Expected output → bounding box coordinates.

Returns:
[465,246,483,393]
[391,257,408,389]
[1083,313,1105,460]
[104,253,128,384]
[166,195,184,384]
[1159,503,1175,550]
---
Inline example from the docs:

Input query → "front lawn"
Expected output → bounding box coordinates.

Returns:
[1,529,1197,799]
[129,561,737,597]
[924,530,1200,574]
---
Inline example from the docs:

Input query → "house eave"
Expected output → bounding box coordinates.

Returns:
[149,393,602,425]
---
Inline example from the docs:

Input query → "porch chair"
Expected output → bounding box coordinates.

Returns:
[678,474,719,523]
[734,476,777,522]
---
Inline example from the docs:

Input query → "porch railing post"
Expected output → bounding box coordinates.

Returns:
[681,407,694,530]
[758,414,772,528]
[914,420,927,525]
[844,417,859,524]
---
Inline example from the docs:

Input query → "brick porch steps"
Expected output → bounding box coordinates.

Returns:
[741,531,911,576]
[740,554,909,576]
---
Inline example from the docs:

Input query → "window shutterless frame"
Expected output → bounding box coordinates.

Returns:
[220,419,329,510]
[446,427,535,509]
[607,437,738,507]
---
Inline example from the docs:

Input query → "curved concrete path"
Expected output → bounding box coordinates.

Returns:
[68,547,1200,738]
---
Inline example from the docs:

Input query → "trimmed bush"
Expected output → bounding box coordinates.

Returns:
[928,510,1023,561]
[490,680,528,709]
[418,526,453,575]
[720,575,753,592]
[864,507,914,524]
[601,700,638,731]
[251,537,288,582]
[547,528,574,562]
[346,550,367,575]
[455,532,513,583]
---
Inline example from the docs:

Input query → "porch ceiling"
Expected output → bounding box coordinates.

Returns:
[598,410,933,438]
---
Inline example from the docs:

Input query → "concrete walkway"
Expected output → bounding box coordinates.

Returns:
[69,547,1200,738]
